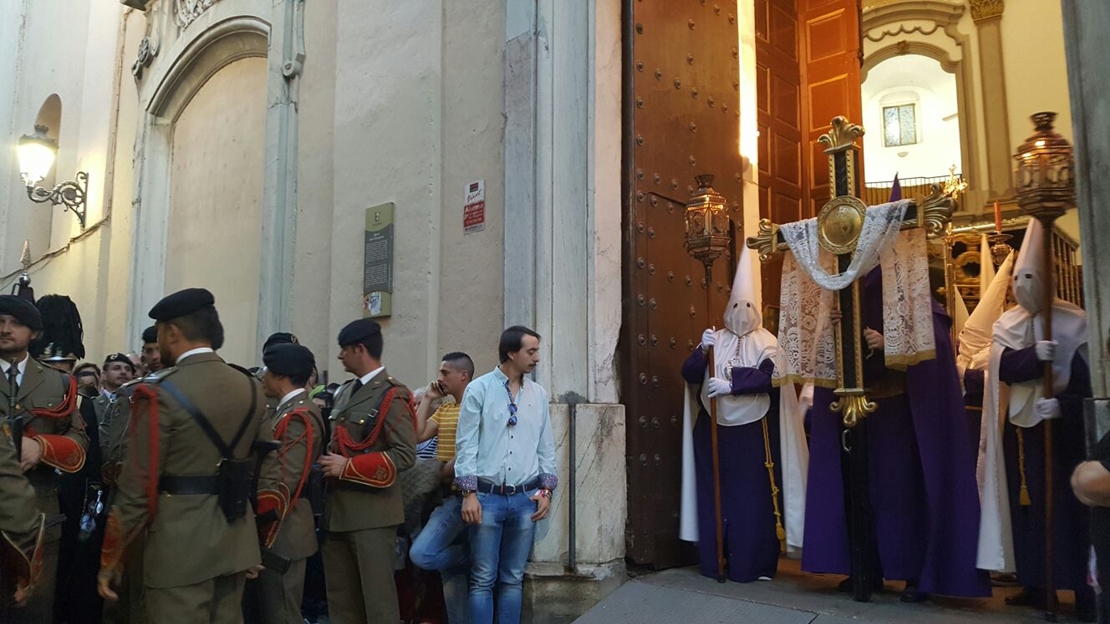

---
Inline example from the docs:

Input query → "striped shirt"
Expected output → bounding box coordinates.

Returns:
[430,402,460,462]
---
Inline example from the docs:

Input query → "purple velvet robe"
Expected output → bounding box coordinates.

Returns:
[999,346,1092,596]
[800,269,990,597]
[964,368,986,457]
[682,351,783,582]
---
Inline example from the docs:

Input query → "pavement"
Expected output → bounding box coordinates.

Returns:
[575,558,1088,623]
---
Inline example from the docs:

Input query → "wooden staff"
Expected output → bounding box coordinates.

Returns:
[704,264,726,583]
[1039,215,1059,622]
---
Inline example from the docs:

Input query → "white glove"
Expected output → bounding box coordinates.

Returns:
[706,377,731,399]
[1034,397,1062,420]
[799,383,815,413]
[700,328,716,352]
[1035,340,1057,362]
[956,360,968,381]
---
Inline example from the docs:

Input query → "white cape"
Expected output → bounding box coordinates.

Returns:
[975,300,1087,572]
[680,365,809,553]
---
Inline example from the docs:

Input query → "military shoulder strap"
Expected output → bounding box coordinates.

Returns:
[158,375,257,458]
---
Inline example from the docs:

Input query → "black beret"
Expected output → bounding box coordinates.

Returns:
[141,325,158,344]
[337,319,381,347]
[0,295,43,330]
[263,332,298,352]
[103,352,136,372]
[263,343,315,377]
[148,288,215,321]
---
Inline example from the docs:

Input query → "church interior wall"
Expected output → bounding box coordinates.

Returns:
[861,54,962,182]
[999,0,1073,147]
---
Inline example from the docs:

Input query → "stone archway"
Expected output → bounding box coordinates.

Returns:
[861,2,983,200]
[129,16,271,362]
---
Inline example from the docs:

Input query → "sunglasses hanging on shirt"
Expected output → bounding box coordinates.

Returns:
[503,379,519,427]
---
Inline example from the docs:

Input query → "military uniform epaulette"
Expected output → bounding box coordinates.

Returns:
[228,363,257,379]
[140,367,179,384]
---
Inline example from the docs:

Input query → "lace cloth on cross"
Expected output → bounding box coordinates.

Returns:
[773,201,936,387]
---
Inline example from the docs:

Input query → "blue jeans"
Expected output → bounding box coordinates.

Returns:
[468,490,537,624]
[410,495,470,624]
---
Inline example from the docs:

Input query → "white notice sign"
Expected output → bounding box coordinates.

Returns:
[464,179,485,234]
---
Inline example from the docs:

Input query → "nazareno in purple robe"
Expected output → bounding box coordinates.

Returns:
[681,351,783,582]
[800,268,991,597]
[999,346,1093,598]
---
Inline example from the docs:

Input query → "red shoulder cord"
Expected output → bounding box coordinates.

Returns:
[129,384,161,521]
[28,375,78,419]
[335,386,417,455]
[273,408,314,505]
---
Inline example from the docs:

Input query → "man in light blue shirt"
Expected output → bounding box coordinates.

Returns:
[454,326,557,624]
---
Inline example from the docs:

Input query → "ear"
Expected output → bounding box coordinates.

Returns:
[162,322,182,344]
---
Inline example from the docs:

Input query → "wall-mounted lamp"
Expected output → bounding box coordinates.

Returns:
[17,124,88,230]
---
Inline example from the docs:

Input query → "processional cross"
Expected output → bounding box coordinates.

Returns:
[746,116,955,602]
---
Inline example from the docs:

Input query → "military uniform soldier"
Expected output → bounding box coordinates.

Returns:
[318,319,416,623]
[99,327,162,624]
[0,294,89,623]
[97,289,286,622]
[0,427,47,611]
[248,343,326,624]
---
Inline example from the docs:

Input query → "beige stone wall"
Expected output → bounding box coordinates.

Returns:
[327,0,506,387]
[165,57,267,365]
[0,1,143,358]
[1000,0,1073,145]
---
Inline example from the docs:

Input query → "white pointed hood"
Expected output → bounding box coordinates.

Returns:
[723,245,762,337]
[953,287,970,342]
[1012,219,1046,316]
[979,234,996,298]
[958,252,1013,370]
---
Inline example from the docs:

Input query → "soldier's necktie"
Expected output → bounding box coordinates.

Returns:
[6,364,17,397]
[351,379,363,395]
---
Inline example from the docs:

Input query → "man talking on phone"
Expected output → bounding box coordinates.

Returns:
[410,352,474,623]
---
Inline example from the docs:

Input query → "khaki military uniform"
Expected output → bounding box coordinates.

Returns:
[97,378,146,624]
[254,391,324,624]
[323,369,416,624]
[0,429,46,613]
[0,359,89,623]
[100,352,281,624]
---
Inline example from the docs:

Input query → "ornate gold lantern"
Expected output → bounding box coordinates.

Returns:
[683,174,731,267]
[1014,112,1075,219]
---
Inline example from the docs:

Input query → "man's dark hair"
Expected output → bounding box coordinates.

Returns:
[284,370,312,388]
[498,326,541,363]
[166,307,225,350]
[357,334,383,360]
[442,352,475,378]
[141,325,158,345]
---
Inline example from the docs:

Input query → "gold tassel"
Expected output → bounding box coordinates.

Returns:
[762,419,787,552]
[1017,428,1031,507]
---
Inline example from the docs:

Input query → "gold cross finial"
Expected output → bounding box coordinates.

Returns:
[942,164,967,200]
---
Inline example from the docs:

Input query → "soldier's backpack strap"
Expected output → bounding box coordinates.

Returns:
[157,376,259,522]
[158,380,255,458]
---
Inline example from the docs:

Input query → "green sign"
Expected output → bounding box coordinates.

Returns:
[363,203,394,318]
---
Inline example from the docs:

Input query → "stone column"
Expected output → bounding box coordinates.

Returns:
[970,0,1013,198]
[503,0,627,620]
[1062,1,1110,433]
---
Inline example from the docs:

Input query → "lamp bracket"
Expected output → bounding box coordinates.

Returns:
[26,171,88,230]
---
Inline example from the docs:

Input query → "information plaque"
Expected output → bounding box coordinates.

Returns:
[363,202,394,318]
